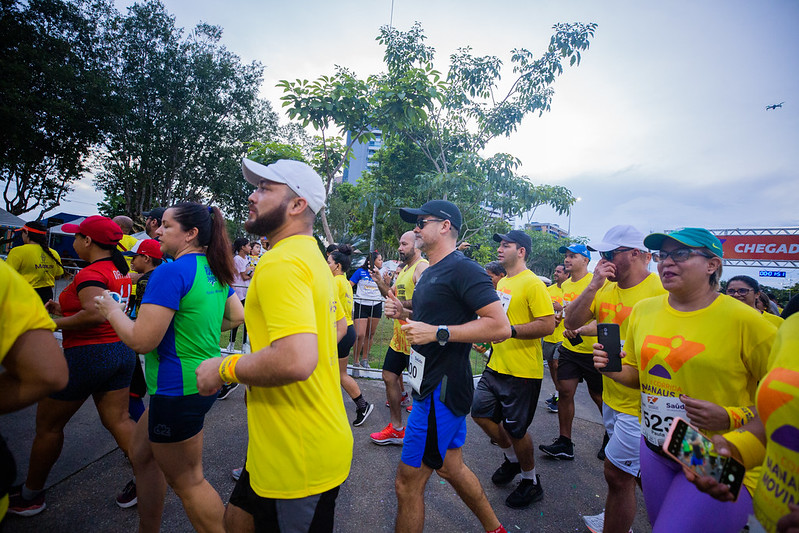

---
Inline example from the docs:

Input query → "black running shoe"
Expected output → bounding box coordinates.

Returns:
[491,455,522,485]
[217,382,239,400]
[539,436,574,460]
[505,475,544,508]
[353,402,374,427]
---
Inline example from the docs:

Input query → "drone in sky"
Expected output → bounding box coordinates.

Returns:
[765,102,785,110]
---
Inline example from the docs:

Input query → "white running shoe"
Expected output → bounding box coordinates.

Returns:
[582,511,604,533]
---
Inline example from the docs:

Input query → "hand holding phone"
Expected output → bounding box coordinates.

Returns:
[597,323,622,372]
[662,417,745,501]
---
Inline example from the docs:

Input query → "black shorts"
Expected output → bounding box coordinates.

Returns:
[148,393,216,443]
[34,286,53,305]
[50,341,136,401]
[556,345,603,394]
[470,368,542,439]
[337,325,356,359]
[353,301,382,319]
[229,466,340,533]
[383,347,409,376]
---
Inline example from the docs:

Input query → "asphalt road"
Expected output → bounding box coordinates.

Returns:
[1,372,651,533]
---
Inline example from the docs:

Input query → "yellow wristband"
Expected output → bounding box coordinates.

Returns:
[219,354,242,384]
[725,406,756,429]
[723,429,766,470]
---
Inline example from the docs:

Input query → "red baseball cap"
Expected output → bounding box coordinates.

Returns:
[62,215,124,246]
[124,239,164,260]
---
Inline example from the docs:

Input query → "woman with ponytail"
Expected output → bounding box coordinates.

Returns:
[10,216,136,517]
[94,203,243,533]
[6,221,64,304]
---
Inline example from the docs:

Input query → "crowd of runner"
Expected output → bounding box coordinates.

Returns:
[1,158,798,533]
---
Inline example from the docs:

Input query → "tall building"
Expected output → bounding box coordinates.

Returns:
[525,221,568,239]
[342,129,382,184]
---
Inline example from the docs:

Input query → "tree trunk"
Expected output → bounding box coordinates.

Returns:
[369,202,378,252]
[320,208,333,244]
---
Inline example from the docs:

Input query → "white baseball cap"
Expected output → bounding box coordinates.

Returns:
[241,158,326,214]
[587,225,646,252]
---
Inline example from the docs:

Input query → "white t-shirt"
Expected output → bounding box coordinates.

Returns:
[233,254,250,301]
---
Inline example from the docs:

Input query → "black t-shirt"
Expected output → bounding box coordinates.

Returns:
[411,250,499,416]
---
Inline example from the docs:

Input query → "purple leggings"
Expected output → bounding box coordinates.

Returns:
[640,437,752,533]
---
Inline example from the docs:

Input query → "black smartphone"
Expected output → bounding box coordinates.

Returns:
[663,417,746,501]
[597,322,622,372]
[567,333,583,346]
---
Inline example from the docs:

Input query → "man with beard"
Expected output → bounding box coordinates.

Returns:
[563,226,665,533]
[370,230,428,445]
[196,159,352,533]
[385,200,511,533]
[471,230,555,509]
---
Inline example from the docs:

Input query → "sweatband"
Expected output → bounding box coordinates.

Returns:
[725,406,756,429]
[723,429,766,470]
[219,354,242,384]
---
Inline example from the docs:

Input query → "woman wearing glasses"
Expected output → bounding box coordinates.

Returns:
[593,227,777,533]
[726,275,784,328]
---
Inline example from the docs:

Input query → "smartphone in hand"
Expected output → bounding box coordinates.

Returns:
[567,333,583,346]
[597,322,622,372]
[662,417,746,501]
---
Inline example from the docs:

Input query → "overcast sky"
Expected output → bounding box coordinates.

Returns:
[60,0,799,284]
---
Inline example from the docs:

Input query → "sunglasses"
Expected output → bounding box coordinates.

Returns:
[726,288,753,296]
[600,247,635,261]
[652,247,714,263]
[416,218,445,229]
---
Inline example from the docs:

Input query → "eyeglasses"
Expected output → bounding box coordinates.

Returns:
[652,247,714,263]
[600,247,634,261]
[416,218,445,229]
[726,288,753,296]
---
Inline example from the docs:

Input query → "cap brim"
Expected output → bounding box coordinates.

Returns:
[558,246,570,254]
[61,223,81,234]
[643,233,675,250]
[242,158,290,188]
[493,233,510,243]
[586,241,616,252]
[399,207,426,224]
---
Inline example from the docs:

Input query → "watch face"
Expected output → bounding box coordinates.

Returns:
[436,327,449,342]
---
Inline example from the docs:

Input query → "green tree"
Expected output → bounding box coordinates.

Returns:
[0,0,113,217]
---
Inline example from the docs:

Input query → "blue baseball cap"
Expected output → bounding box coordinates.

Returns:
[558,243,591,259]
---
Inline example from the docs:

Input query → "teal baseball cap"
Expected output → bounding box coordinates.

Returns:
[643,227,724,258]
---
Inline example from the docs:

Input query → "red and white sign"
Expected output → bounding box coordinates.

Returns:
[716,235,799,261]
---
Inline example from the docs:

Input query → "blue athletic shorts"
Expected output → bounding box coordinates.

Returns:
[148,393,216,443]
[50,341,135,401]
[401,381,467,470]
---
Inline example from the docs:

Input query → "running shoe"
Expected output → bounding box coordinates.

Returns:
[217,382,239,400]
[361,360,371,369]
[582,511,604,533]
[491,455,522,485]
[353,402,374,427]
[241,342,251,353]
[505,475,543,509]
[8,486,46,517]
[231,467,243,481]
[225,342,235,352]
[370,423,404,445]
[597,432,610,461]
[539,436,574,460]
[405,403,412,413]
[545,395,559,413]
[400,391,411,407]
[116,480,137,508]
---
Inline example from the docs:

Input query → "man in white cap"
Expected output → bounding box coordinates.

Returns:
[196,159,351,533]
[563,225,665,533]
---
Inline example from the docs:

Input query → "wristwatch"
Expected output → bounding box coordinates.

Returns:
[436,325,450,346]
[510,325,518,338]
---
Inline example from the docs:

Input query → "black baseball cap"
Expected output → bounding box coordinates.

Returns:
[493,230,533,258]
[142,207,166,222]
[399,200,462,231]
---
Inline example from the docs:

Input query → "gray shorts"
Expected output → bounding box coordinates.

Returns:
[542,340,562,363]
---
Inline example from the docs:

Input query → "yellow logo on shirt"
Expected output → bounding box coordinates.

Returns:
[640,335,705,373]
[758,368,799,425]
[598,302,633,325]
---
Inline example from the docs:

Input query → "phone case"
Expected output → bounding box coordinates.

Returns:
[567,333,583,346]
[597,323,622,372]
[662,417,745,501]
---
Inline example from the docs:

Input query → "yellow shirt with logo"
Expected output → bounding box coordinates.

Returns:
[4,243,63,289]
[624,294,776,495]
[389,258,428,355]
[543,283,565,344]
[753,313,799,533]
[0,261,57,522]
[561,272,597,353]
[589,272,666,416]
[333,274,354,327]
[243,235,352,498]
[488,270,554,379]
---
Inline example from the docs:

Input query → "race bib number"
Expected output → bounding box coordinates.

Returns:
[408,348,426,394]
[641,392,685,447]
[497,291,512,314]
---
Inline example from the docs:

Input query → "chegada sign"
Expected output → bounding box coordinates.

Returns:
[716,234,799,260]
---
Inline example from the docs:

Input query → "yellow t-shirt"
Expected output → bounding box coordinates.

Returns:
[561,272,597,353]
[389,258,428,354]
[0,260,57,362]
[761,311,784,329]
[543,283,565,344]
[589,272,666,416]
[624,293,776,495]
[4,243,64,289]
[753,313,799,533]
[333,274,354,326]
[243,235,352,498]
[488,270,554,379]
